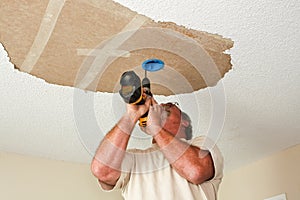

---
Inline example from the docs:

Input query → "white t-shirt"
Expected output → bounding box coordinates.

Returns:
[101,136,224,200]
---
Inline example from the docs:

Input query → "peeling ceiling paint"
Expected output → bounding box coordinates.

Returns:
[0,0,233,96]
[0,0,300,173]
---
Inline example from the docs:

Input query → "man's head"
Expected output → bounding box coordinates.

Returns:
[160,102,193,140]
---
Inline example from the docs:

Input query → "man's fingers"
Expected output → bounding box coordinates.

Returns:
[157,104,163,112]
[151,97,158,105]
[144,96,153,108]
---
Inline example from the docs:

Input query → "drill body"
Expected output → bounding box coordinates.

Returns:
[119,71,152,126]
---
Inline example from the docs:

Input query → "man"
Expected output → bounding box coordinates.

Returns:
[91,97,223,200]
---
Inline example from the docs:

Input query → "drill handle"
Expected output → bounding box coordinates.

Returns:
[142,77,152,97]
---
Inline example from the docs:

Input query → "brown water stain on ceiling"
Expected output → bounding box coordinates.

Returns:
[0,0,233,95]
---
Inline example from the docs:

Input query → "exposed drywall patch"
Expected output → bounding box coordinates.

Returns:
[20,0,66,73]
[0,0,233,95]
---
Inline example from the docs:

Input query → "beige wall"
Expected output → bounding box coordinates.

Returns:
[0,152,123,200]
[219,144,300,200]
[1,144,299,200]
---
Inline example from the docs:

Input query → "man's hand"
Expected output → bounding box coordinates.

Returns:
[141,102,168,136]
[126,96,152,122]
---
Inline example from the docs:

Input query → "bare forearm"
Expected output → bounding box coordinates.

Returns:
[93,126,130,172]
[91,113,137,184]
[154,129,213,184]
[154,129,199,165]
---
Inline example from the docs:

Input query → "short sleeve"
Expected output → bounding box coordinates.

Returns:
[99,151,133,192]
[99,171,130,192]
[191,136,224,181]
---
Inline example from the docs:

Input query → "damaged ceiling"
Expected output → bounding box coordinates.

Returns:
[0,0,232,95]
[0,0,299,173]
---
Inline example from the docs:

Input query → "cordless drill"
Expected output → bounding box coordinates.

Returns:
[119,71,152,127]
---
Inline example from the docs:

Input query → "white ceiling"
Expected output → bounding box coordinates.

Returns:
[0,0,300,172]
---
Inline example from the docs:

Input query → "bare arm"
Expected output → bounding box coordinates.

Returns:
[154,130,214,184]
[91,114,135,190]
[91,98,151,190]
[143,103,214,184]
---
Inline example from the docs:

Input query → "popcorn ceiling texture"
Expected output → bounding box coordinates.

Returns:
[0,0,300,174]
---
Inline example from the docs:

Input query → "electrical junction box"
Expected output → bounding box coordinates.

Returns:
[264,193,287,200]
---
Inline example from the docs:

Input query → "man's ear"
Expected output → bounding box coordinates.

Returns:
[181,119,189,128]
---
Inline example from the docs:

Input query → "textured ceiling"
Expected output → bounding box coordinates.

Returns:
[0,0,300,173]
[0,0,232,96]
